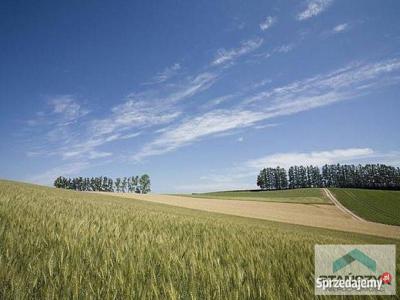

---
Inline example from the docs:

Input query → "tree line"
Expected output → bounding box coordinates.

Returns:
[257,164,400,190]
[54,175,151,193]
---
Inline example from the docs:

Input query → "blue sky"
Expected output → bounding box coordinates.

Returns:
[1,0,400,192]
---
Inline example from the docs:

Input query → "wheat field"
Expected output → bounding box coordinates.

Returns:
[0,180,398,299]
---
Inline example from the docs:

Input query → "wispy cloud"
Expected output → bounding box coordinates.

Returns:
[166,72,218,103]
[244,58,400,106]
[259,16,277,31]
[28,161,90,185]
[254,123,279,129]
[202,94,237,109]
[26,34,306,167]
[135,109,264,159]
[254,43,295,59]
[250,79,272,89]
[297,0,333,21]
[41,57,400,163]
[55,96,178,159]
[25,95,90,149]
[60,134,122,160]
[143,63,181,85]
[87,151,112,160]
[46,132,139,161]
[90,99,180,137]
[86,71,218,146]
[27,95,89,128]
[24,65,219,167]
[136,58,400,160]
[49,95,89,123]
[333,23,349,33]
[212,38,263,65]
[274,44,294,53]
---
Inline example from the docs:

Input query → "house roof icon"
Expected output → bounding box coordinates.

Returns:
[333,249,376,273]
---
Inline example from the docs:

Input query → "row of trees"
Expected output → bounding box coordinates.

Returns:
[257,164,400,190]
[54,175,151,193]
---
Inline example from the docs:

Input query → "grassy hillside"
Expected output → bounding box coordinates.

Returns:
[0,180,398,299]
[185,188,330,204]
[329,188,400,226]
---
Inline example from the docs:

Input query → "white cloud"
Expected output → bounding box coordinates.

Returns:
[135,109,265,159]
[119,132,142,140]
[178,147,398,193]
[254,123,279,129]
[259,16,277,31]
[368,151,400,167]
[254,44,295,59]
[212,38,263,65]
[202,94,237,109]
[24,95,90,149]
[59,132,138,160]
[34,97,155,161]
[28,161,90,185]
[135,58,400,160]
[85,72,218,149]
[166,72,218,103]
[245,148,374,169]
[136,93,339,160]
[143,63,181,85]
[244,58,400,106]
[25,64,220,167]
[91,71,217,138]
[91,99,181,137]
[237,136,244,142]
[333,23,349,33]
[297,0,333,21]
[173,148,400,193]
[49,95,89,122]
[87,151,112,160]
[27,95,89,128]
[251,79,272,89]
[60,71,219,159]
[274,44,294,53]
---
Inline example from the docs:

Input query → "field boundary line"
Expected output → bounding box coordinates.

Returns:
[323,188,366,222]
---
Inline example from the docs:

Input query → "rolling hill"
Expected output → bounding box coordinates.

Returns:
[329,188,400,226]
[0,180,398,299]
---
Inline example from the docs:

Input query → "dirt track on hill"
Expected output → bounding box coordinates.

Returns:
[322,188,366,222]
[101,193,400,239]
